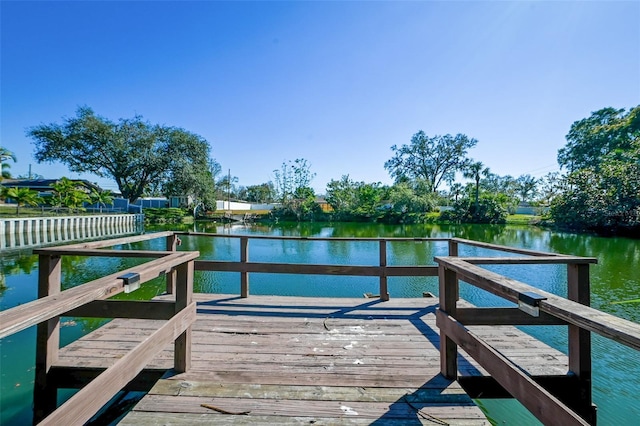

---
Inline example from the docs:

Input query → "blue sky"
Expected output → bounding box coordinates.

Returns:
[2,1,639,194]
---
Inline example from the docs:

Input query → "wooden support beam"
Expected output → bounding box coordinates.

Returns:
[64,300,176,320]
[459,375,587,410]
[567,263,596,425]
[174,261,194,373]
[34,254,61,424]
[195,260,437,277]
[30,249,171,258]
[34,231,174,251]
[240,237,249,298]
[436,310,590,426]
[455,307,566,326]
[460,257,598,265]
[49,367,166,391]
[438,264,458,379]
[165,234,179,294]
[379,240,389,301]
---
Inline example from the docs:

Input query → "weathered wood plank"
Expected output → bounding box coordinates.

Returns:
[0,252,198,339]
[436,256,640,351]
[460,256,597,265]
[148,380,471,403]
[455,307,566,325]
[194,260,438,278]
[450,237,591,259]
[132,394,485,419]
[436,310,589,426]
[32,249,171,258]
[51,295,577,425]
[120,411,490,425]
[177,232,450,243]
[34,231,174,251]
[64,300,176,319]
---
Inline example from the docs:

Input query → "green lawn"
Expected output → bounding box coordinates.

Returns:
[506,214,541,225]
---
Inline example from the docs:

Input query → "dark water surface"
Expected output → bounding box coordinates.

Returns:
[1,222,638,424]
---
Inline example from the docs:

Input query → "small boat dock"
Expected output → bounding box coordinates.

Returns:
[1,232,638,425]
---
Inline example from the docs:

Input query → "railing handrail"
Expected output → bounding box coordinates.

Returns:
[3,230,632,426]
[35,230,174,251]
[436,256,640,352]
[176,231,451,242]
[0,251,198,339]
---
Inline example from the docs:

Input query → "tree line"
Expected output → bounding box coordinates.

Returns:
[1,105,638,235]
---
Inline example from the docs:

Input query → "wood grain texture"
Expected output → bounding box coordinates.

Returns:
[47,294,572,425]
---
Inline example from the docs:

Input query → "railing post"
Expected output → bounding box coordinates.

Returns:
[448,239,460,301]
[448,239,458,257]
[240,236,249,297]
[165,234,178,294]
[379,240,389,301]
[33,254,62,424]
[174,260,194,373]
[439,264,458,379]
[567,263,597,425]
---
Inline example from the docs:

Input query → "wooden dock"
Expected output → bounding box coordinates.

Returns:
[55,294,568,425]
[7,233,637,424]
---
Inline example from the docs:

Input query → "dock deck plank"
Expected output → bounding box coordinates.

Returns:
[56,294,568,425]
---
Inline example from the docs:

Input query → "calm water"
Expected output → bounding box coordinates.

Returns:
[1,222,638,425]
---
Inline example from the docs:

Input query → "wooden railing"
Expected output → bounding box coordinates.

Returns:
[0,231,198,425]
[2,231,639,425]
[174,232,459,300]
[435,243,640,426]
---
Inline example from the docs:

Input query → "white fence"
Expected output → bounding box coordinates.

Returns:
[0,214,144,251]
[216,201,278,211]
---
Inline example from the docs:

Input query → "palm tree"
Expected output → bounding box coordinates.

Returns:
[0,147,17,181]
[50,177,91,213]
[463,162,490,209]
[90,189,114,213]
[2,187,41,215]
[449,183,464,202]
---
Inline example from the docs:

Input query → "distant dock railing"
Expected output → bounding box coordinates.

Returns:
[0,231,639,425]
[0,213,144,250]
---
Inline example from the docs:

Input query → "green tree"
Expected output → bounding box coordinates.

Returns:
[246,182,276,203]
[384,131,477,192]
[50,177,91,212]
[1,187,41,214]
[90,189,114,213]
[440,194,507,224]
[388,182,436,214]
[27,106,217,202]
[463,161,490,209]
[163,155,218,210]
[352,182,386,218]
[558,106,640,172]
[448,183,464,202]
[515,174,539,203]
[552,105,640,234]
[1,147,16,181]
[216,172,239,203]
[273,158,316,203]
[325,175,358,214]
[551,158,640,232]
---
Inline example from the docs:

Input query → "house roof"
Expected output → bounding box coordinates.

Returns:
[0,178,103,192]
